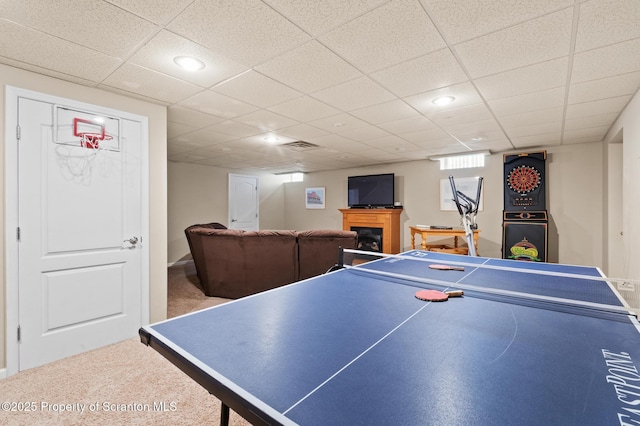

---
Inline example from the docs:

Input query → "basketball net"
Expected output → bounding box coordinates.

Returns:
[55,132,113,184]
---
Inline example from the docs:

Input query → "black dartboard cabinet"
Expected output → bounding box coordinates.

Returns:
[502,151,548,262]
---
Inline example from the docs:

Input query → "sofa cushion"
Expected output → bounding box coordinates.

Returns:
[297,230,358,280]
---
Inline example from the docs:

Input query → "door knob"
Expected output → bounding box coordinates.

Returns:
[123,236,138,247]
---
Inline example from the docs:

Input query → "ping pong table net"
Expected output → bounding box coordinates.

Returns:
[337,249,640,320]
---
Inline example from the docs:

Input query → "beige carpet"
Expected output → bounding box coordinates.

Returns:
[0,261,251,425]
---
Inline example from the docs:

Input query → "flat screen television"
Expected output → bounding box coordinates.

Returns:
[348,173,395,208]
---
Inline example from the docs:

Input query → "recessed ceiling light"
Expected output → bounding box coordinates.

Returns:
[264,136,280,143]
[173,56,205,71]
[471,136,484,141]
[432,96,455,106]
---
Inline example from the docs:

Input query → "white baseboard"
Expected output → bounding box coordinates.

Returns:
[0,368,7,380]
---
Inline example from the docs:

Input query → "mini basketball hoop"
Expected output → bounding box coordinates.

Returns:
[73,117,112,150]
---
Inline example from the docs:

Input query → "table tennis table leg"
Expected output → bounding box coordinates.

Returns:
[220,402,229,426]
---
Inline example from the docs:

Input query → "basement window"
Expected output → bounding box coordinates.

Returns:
[438,153,486,170]
[280,172,304,182]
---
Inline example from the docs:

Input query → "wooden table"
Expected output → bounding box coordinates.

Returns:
[409,226,480,254]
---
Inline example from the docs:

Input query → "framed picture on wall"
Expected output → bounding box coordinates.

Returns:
[440,177,484,211]
[305,187,326,209]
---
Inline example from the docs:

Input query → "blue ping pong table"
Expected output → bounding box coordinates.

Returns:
[140,250,640,425]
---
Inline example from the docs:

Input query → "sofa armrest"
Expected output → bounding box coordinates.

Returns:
[184,223,227,283]
[297,230,358,280]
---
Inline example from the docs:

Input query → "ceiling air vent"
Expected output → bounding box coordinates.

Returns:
[281,141,320,151]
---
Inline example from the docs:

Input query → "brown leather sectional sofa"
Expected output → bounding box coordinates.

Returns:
[185,225,357,298]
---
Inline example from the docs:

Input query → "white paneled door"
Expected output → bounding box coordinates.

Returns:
[11,90,147,372]
[228,174,259,230]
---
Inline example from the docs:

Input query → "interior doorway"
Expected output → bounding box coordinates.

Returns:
[228,174,259,230]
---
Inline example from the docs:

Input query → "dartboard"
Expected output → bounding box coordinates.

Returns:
[507,165,541,195]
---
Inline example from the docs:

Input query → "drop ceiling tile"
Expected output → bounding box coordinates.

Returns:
[378,116,439,135]
[213,138,266,152]
[475,57,569,101]
[306,134,360,150]
[308,113,370,133]
[2,0,158,57]
[0,19,121,82]
[96,84,171,106]
[267,96,341,122]
[565,95,632,120]
[564,113,619,131]
[455,8,573,78]
[350,100,419,125]
[169,128,235,148]
[444,118,503,139]
[337,125,391,142]
[166,0,311,66]
[458,129,510,145]
[428,104,494,129]
[167,143,196,156]
[571,38,640,83]
[575,0,640,52]
[242,132,297,146]
[312,76,396,111]
[372,48,469,97]
[321,139,375,153]
[511,132,562,149]
[489,87,566,117]
[319,0,446,73]
[357,148,405,162]
[101,63,203,104]
[235,110,299,132]
[180,90,259,119]
[106,0,193,25]
[363,134,421,150]
[398,127,451,144]
[405,136,460,150]
[504,121,562,138]
[568,72,640,104]
[168,152,212,163]
[404,81,483,115]
[424,0,573,44]
[212,71,302,108]
[263,0,388,35]
[208,120,264,138]
[0,57,100,87]
[256,41,362,93]
[499,107,564,129]
[167,105,226,127]
[277,124,330,141]
[563,126,610,144]
[128,31,248,88]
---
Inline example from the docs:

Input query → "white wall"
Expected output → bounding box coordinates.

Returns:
[280,144,605,265]
[0,64,168,369]
[167,162,288,262]
[605,89,640,283]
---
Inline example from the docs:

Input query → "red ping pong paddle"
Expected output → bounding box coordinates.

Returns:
[429,264,465,271]
[415,289,464,302]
